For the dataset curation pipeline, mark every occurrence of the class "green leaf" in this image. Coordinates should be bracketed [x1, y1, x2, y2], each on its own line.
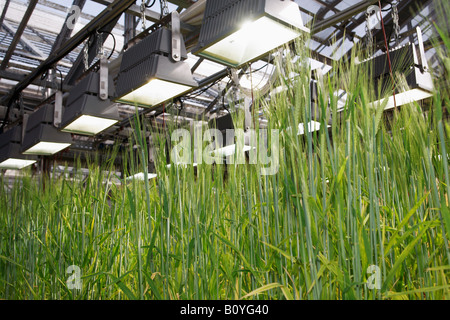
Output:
[384, 192, 430, 256]
[107, 273, 137, 300]
[382, 221, 435, 292]
[386, 285, 450, 299]
[240, 283, 283, 299]
[260, 241, 298, 264]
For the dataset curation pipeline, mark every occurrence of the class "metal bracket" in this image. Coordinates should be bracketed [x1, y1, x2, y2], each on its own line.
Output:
[416, 26, 429, 73]
[54, 90, 63, 127]
[230, 68, 240, 87]
[171, 11, 182, 62]
[99, 57, 109, 100]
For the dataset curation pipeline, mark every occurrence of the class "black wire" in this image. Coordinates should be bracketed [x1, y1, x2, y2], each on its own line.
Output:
[222, 93, 230, 114]
[185, 79, 221, 100]
[146, 0, 156, 8]
[381, 3, 392, 12]
[244, 63, 269, 74]
[159, 0, 166, 20]
[98, 30, 116, 60]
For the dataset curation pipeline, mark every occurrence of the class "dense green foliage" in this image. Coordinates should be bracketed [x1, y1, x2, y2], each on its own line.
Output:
[1, 9, 449, 300]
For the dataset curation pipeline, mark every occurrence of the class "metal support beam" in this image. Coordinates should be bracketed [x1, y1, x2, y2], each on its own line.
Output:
[2, 21, 46, 58]
[0, 0, 11, 29]
[0, 70, 72, 92]
[91, 0, 161, 23]
[51, 0, 87, 53]
[0, 0, 38, 70]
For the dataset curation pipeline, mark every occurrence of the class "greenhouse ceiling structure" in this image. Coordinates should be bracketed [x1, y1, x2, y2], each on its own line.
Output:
[0, 0, 449, 303]
[0, 0, 442, 161]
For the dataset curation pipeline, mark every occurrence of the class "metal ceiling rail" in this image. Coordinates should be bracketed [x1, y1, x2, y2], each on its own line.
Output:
[51, 0, 87, 54]
[0, 0, 427, 133]
[0, 0, 136, 130]
[91, 0, 161, 23]
[0, 0, 11, 29]
[0, 70, 73, 92]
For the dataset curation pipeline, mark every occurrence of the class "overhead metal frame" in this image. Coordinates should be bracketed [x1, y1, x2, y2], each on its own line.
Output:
[0, 0, 136, 130]
[0, 0, 38, 71]
[0, 0, 440, 148]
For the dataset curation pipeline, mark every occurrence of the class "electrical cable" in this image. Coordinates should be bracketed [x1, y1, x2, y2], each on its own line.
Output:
[244, 63, 268, 75]
[378, 0, 397, 111]
[98, 30, 116, 60]
[145, 0, 156, 8]
[380, 3, 392, 12]
[185, 78, 222, 100]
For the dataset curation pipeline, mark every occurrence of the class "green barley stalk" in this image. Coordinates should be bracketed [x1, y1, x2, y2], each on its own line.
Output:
[1, 8, 449, 299]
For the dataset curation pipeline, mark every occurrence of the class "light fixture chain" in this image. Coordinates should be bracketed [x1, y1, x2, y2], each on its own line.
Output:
[97, 31, 104, 59]
[392, 1, 401, 46]
[365, 11, 374, 56]
[162, 0, 169, 17]
[83, 39, 89, 71]
[141, 0, 146, 30]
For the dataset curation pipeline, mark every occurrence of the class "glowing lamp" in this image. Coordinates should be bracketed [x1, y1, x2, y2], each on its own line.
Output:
[193, 0, 309, 67]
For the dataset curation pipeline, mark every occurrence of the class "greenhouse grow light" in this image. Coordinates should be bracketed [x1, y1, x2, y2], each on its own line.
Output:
[193, 0, 309, 68]
[0, 126, 37, 170]
[22, 105, 72, 156]
[364, 27, 433, 109]
[208, 113, 254, 158]
[126, 172, 158, 181]
[115, 26, 197, 108]
[61, 73, 119, 136]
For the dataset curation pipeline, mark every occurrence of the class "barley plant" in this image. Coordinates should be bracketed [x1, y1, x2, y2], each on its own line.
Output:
[1, 7, 449, 300]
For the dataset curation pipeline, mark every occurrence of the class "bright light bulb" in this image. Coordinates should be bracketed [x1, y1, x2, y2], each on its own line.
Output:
[118, 79, 193, 107]
[23, 142, 71, 155]
[0, 158, 36, 170]
[63, 115, 118, 135]
[212, 144, 254, 158]
[298, 121, 322, 135]
[127, 172, 157, 181]
[202, 16, 301, 67]
[369, 88, 433, 110]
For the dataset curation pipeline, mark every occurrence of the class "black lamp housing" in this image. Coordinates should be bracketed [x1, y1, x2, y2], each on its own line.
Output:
[361, 38, 433, 109]
[0, 126, 37, 169]
[208, 112, 235, 148]
[22, 104, 73, 155]
[193, 0, 310, 68]
[61, 72, 119, 135]
[115, 27, 197, 108]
